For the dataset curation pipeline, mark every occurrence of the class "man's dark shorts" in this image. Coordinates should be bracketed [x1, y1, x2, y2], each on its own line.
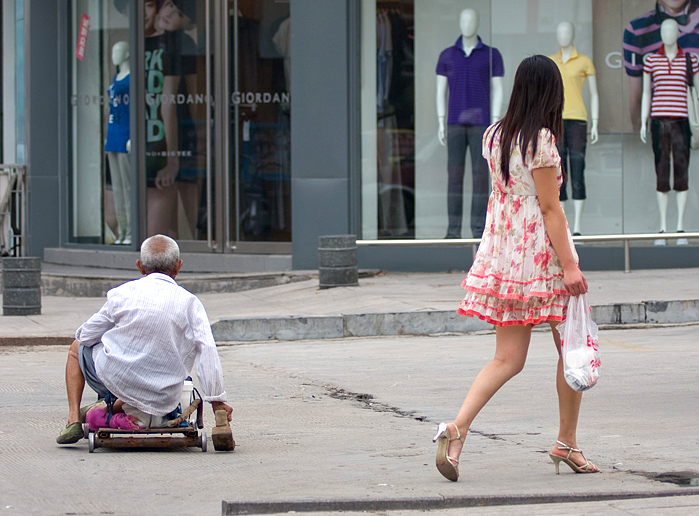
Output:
[78, 344, 111, 399]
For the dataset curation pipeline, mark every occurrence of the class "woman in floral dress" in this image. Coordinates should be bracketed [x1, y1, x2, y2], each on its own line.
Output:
[433, 55, 599, 481]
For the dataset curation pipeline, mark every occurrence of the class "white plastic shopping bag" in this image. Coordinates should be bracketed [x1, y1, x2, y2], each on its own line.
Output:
[557, 294, 600, 392]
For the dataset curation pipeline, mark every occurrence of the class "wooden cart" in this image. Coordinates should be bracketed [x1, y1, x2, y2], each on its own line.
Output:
[84, 399, 207, 453]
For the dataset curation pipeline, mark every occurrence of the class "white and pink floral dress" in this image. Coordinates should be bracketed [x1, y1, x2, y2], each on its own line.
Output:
[458, 125, 578, 326]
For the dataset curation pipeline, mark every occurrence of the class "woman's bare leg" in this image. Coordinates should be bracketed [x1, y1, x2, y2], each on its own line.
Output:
[549, 322, 598, 470]
[446, 324, 533, 461]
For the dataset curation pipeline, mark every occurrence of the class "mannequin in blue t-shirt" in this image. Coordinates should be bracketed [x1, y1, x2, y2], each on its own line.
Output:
[105, 41, 131, 245]
[436, 8, 504, 238]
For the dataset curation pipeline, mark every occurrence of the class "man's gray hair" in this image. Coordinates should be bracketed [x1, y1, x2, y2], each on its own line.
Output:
[140, 235, 180, 273]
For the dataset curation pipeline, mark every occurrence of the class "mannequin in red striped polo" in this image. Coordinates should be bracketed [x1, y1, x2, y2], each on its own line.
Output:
[641, 18, 699, 245]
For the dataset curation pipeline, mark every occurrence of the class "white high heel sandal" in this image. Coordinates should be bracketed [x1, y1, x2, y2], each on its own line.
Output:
[433, 422, 462, 481]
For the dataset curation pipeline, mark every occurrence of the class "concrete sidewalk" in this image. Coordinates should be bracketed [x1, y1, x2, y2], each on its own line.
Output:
[2, 267, 699, 343]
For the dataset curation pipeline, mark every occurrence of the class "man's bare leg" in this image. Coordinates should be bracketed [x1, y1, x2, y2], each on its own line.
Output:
[66, 339, 85, 425]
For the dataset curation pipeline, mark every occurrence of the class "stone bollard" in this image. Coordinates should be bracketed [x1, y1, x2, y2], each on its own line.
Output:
[2, 257, 42, 315]
[318, 235, 359, 289]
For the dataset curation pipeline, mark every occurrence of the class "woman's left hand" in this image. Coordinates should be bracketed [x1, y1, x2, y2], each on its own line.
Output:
[563, 265, 588, 296]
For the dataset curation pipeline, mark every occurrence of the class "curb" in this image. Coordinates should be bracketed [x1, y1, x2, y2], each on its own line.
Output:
[4, 299, 699, 346]
[222, 489, 699, 515]
[211, 299, 699, 342]
[38, 271, 314, 297]
[0, 336, 73, 347]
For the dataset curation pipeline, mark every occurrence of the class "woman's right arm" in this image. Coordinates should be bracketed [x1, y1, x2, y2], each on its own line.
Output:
[531, 166, 587, 296]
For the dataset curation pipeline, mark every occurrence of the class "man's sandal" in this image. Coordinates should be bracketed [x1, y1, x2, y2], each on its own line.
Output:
[56, 422, 83, 444]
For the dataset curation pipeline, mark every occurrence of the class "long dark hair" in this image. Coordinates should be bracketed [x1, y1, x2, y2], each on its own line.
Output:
[488, 55, 564, 185]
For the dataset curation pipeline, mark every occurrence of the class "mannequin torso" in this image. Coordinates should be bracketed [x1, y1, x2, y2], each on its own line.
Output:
[549, 22, 599, 143]
[106, 42, 131, 155]
[436, 8, 504, 145]
[641, 19, 699, 140]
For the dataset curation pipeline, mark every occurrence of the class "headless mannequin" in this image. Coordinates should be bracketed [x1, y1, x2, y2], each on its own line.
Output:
[436, 9, 504, 238]
[105, 41, 131, 245]
[641, 19, 697, 245]
[552, 22, 599, 236]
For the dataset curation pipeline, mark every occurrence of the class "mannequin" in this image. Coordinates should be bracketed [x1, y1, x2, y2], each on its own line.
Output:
[436, 8, 504, 238]
[641, 18, 698, 246]
[549, 22, 599, 236]
[623, 0, 699, 131]
[105, 41, 131, 245]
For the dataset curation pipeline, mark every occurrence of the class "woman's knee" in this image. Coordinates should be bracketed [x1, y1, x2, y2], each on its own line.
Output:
[509, 359, 526, 377]
[492, 355, 526, 378]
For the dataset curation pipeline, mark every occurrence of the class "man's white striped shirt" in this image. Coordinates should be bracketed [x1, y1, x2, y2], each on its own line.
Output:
[76, 273, 227, 416]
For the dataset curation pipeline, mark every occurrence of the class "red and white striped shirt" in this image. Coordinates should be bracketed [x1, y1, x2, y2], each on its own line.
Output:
[644, 46, 699, 118]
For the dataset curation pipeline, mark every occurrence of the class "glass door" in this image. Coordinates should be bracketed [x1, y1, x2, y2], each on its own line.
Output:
[140, 0, 292, 253]
[143, 0, 217, 250]
[228, 0, 291, 252]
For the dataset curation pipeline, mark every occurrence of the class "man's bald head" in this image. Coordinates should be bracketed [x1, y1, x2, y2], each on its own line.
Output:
[139, 235, 181, 275]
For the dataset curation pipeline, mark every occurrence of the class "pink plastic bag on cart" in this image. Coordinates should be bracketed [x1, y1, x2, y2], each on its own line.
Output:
[557, 294, 600, 392]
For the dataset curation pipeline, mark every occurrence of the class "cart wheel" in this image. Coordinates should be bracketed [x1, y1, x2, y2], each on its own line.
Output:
[88, 432, 95, 453]
[200, 431, 207, 452]
[83, 423, 90, 439]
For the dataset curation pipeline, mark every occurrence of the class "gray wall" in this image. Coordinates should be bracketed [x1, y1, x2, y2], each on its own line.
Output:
[25, 0, 61, 257]
[290, 0, 352, 269]
[356, 245, 699, 273]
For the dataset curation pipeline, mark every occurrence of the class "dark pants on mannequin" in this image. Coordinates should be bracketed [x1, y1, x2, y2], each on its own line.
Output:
[650, 117, 690, 192]
[558, 119, 587, 201]
[447, 124, 489, 238]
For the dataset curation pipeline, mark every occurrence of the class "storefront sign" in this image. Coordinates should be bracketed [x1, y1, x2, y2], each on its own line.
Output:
[75, 14, 90, 62]
[231, 91, 290, 105]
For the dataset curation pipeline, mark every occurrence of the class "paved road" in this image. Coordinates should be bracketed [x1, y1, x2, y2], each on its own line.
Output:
[1, 325, 698, 515]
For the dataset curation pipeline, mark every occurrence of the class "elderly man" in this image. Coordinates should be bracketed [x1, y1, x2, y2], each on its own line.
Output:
[56, 234, 232, 444]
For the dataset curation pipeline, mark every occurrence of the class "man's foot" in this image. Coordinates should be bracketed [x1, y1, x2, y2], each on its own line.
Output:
[56, 422, 84, 444]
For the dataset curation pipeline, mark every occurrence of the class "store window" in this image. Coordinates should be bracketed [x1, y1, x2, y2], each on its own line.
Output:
[69, 0, 132, 244]
[362, 0, 699, 244]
